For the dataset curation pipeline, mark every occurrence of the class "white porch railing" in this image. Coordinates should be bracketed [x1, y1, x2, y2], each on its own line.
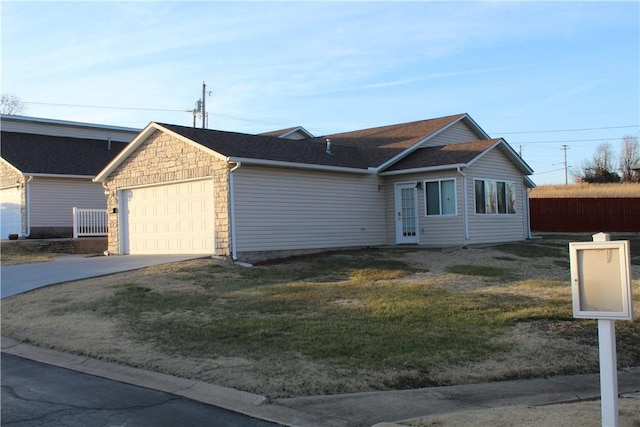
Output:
[73, 208, 108, 238]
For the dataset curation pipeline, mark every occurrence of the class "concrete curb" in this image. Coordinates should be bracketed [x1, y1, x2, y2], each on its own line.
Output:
[0, 337, 290, 425]
[3, 336, 640, 427]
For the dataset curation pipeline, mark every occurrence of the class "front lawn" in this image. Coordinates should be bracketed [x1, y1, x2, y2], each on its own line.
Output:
[2, 235, 639, 398]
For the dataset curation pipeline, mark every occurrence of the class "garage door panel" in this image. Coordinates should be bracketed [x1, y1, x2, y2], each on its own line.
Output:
[1, 187, 22, 239]
[123, 180, 215, 254]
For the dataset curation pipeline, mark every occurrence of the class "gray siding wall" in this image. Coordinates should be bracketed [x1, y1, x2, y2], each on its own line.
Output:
[232, 166, 386, 252]
[383, 171, 466, 246]
[464, 149, 529, 243]
[1, 120, 138, 142]
[29, 178, 106, 227]
[421, 121, 482, 147]
[383, 148, 530, 246]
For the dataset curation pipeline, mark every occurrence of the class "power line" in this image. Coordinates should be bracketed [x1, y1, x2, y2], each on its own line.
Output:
[517, 137, 633, 145]
[497, 125, 638, 135]
[23, 100, 284, 127]
[24, 101, 188, 113]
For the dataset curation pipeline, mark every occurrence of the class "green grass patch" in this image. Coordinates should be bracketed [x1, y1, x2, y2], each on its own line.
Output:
[446, 264, 510, 277]
[63, 250, 578, 371]
[494, 242, 566, 259]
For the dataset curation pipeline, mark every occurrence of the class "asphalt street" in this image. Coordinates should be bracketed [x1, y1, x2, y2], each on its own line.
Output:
[1, 353, 280, 427]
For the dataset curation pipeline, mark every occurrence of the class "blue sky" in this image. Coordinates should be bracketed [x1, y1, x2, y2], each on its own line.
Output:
[2, 1, 639, 185]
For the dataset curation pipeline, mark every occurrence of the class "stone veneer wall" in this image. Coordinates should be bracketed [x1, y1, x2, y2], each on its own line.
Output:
[0, 162, 26, 236]
[103, 130, 231, 255]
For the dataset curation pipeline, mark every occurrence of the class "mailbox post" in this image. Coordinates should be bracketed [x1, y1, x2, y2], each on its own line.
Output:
[569, 232, 634, 427]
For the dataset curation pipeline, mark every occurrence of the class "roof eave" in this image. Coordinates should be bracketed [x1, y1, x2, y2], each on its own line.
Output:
[229, 157, 373, 175]
[379, 163, 467, 176]
[23, 173, 96, 179]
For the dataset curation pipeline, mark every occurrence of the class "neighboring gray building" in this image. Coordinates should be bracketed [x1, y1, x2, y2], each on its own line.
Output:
[0, 115, 139, 239]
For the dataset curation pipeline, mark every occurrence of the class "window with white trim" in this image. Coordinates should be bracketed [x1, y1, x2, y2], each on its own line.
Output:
[474, 179, 516, 214]
[424, 179, 456, 216]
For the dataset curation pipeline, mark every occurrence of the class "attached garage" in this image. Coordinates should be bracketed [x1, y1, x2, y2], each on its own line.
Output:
[0, 186, 22, 239]
[120, 179, 215, 254]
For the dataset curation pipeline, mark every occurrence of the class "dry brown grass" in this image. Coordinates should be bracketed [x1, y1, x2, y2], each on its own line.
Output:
[529, 183, 640, 198]
[2, 236, 639, 401]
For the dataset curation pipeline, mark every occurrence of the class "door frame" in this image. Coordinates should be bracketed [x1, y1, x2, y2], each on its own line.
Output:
[394, 182, 419, 244]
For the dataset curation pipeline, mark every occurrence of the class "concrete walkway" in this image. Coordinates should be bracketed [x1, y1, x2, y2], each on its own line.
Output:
[0, 254, 205, 298]
[2, 336, 639, 427]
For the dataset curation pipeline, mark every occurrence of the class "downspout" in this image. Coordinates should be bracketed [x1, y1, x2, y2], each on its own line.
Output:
[229, 161, 241, 260]
[456, 167, 469, 243]
[24, 175, 33, 238]
[524, 179, 532, 240]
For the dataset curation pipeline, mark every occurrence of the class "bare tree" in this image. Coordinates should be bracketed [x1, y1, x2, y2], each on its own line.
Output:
[619, 135, 640, 182]
[0, 94, 26, 115]
[579, 142, 621, 183]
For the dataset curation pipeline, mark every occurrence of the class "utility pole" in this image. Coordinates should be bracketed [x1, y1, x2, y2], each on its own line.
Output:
[202, 81, 206, 129]
[201, 81, 212, 129]
[561, 145, 570, 185]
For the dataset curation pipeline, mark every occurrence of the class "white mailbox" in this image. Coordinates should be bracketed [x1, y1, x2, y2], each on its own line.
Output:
[569, 240, 633, 320]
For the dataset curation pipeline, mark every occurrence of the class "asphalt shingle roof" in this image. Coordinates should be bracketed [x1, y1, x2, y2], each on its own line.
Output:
[383, 139, 501, 171]
[160, 114, 468, 170]
[1, 131, 128, 175]
[159, 124, 371, 169]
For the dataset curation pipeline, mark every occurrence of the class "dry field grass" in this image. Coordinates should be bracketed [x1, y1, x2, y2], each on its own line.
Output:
[529, 183, 640, 198]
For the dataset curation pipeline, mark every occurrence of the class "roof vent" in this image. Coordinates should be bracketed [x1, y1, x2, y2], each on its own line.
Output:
[325, 138, 332, 155]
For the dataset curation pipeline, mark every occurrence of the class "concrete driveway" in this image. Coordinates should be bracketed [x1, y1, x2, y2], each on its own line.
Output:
[1, 254, 205, 298]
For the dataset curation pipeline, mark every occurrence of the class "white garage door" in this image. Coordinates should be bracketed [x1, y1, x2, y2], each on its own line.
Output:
[123, 180, 215, 254]
[0, 186, 22, 239]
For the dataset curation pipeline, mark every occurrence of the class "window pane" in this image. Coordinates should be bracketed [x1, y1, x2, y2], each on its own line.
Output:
[507, 183, 517, 214]
[426, 181, 440, 215]
[441, 180, 455, 215]
[497, 182, 506, 214]
[485, 181, 496, 214]
[475, 180, 485, 213]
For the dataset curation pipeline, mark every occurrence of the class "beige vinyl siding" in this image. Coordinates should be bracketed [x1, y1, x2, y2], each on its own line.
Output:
[29, 178, 106, 227]
[232, 166, 386, 252]
[420, 121, 483, 148]
[465, 149, 529, 244]
[383, 171, 466, 246]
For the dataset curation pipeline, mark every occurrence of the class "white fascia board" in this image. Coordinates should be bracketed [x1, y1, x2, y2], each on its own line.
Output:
[379, 163, 466, 176]
[280, 126, 314, 139]
[23, 173, 95, 179]
[524, 175, 536, 188]
[228, 157, 373, 174]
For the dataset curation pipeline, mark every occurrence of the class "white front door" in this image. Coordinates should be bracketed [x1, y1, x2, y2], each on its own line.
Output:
[394, 183, 419, 244]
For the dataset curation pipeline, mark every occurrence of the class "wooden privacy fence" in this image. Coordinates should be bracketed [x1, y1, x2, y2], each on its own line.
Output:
[73, 207, 108, 238]
[529, 198, 640, 232]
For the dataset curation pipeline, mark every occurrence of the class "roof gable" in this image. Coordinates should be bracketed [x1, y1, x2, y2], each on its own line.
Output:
[259, 126, 314, 139]
[1, 131, 128, 176]
[381, 138, 534, 176]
